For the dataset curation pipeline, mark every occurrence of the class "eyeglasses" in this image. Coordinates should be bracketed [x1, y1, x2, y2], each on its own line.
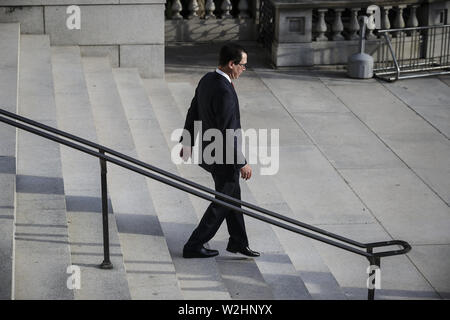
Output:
[236, 63, 248, 69]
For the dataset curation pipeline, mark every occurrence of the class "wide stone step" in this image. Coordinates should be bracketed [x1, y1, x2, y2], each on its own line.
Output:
[110, 69, 230, 299]
[112, 67, 183, 299]
[52, 46, 131, 299]
[0, 22, 20, 300]
[83, 56, 182, 299]
[145, 78, 278, 299]
[123, 77, 231, 300]
[14, 35, 73, 299]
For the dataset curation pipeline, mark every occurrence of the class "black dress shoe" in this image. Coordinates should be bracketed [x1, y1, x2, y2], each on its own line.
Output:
[183, 246, 219, 258]
[226, 245, 260, 257]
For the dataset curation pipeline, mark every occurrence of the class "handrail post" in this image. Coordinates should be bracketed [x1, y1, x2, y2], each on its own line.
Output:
[367, 248, 380, 300]
[383, 32, 401, 81]
[99, 150, 113, 269]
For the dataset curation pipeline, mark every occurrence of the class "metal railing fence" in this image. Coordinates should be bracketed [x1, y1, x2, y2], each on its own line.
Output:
[0, 107, 411, 300]
[375, 24, 450, 81]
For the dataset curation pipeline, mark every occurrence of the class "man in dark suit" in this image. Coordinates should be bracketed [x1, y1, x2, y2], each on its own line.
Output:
[180, 43, 260, 258]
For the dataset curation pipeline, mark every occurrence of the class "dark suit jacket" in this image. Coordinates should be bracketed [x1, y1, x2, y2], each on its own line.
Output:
[181, 71, 246, 174]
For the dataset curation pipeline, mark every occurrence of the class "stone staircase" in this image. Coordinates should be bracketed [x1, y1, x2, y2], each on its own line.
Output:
[0, 22, 19, 300]
[1, 22, 447, 300]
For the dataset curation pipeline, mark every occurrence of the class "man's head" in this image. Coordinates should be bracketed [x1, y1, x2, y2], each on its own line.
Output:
[218, 43, 248, 80]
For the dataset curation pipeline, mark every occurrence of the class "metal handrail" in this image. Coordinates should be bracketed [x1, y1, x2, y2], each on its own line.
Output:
[0, 108, 411, 299]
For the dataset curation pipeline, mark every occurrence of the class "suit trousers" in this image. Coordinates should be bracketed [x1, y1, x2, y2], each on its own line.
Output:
[184, 169, 248, 250]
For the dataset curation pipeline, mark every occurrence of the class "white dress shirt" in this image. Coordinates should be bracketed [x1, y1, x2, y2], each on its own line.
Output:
[215, 68, 231, 83]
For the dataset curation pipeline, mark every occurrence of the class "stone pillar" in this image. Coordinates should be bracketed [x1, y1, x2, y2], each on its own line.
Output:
[348, 8, 361, 40]
[426, 1, 450, 26]
[315, 9, 328, 41]
[332, 8, 345, 41]
[271, 7, 313, 66]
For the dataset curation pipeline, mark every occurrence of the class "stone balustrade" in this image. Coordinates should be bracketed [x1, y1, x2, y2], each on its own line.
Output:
[260, 0, 450, 67]
[307, 2, 430, 42]
[165, 0, 449, 65]
[165, 0, 258, 42]
[265, 0, 448, 42]
[165, 0, 253, 19]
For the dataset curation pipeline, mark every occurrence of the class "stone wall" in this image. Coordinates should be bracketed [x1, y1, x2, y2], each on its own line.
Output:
[0, 1, 165, 78]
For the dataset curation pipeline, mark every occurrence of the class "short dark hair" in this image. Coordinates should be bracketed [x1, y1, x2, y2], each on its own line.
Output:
[219, 43, 247, 67]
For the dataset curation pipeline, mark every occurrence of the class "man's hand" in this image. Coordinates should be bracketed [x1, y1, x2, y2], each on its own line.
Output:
[240, 164, 252, 180]
[180, 145, 192, 162]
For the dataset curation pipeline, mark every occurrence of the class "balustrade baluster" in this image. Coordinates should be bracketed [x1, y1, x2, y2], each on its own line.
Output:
[187, 0, 200, 19]
[221, 0, 232, 18]
[381, 6, 392, 30]
[204, 0, 216, 19]
[188, 0, 200, 19]
[315, 9, 328, 41]
[332, 8, 345, 41]
[366, 6, 377, 40]
[238, 0, 250, 18]
[407, 5, 419, 35]
[171, 0, 183, 19]
[348, 8, 361, 40]
[394, 5, 406, 37]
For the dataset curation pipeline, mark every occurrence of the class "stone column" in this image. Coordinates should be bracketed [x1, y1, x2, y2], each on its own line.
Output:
[315, 9, 328, 41]
[348, 8, 361, 40]
[332, 8, 345, 41]
[426, 2, 449, 26]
